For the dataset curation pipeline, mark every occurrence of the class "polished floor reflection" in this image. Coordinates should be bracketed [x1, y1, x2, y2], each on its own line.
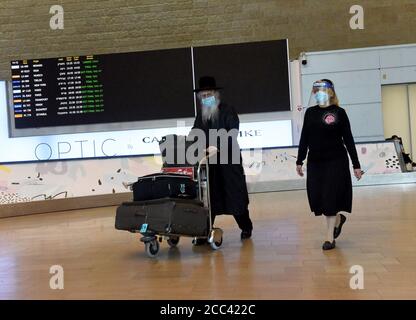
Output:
[1, 184, 416, 299]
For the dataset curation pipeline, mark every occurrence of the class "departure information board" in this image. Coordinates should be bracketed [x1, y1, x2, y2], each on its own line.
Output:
[11, 56, 104, 128]
[11, 48, 194, 129]
[10, 41, 290, 131]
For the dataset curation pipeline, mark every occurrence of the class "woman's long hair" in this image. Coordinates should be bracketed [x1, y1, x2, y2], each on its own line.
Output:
[321, 79, 339, 106]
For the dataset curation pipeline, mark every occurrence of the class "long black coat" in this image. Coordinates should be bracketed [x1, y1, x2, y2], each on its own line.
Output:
[191, 103, 249, 216]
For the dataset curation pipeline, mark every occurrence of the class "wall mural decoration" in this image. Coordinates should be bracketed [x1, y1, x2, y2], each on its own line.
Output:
[0, 142, 400, 205]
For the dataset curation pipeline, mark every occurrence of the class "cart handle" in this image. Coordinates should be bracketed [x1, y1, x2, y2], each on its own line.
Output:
[197, 148, 217, 171]
[122, 181, 134, 190]
[196, 149, 216, 232]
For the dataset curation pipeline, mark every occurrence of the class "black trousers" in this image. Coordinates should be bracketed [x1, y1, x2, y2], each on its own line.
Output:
[211, 209, 253, 231]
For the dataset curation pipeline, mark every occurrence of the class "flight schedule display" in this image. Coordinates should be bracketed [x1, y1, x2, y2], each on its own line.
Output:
[11, 48, 194, 129]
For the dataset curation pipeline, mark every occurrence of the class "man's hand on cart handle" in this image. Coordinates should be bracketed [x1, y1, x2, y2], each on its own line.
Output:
[205, 146, 218, 157]
[199, 146, 218, 166]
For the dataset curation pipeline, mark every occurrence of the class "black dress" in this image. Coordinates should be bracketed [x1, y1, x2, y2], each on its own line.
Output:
[191, 103, 252, 231]
[296, 105, 361, 216]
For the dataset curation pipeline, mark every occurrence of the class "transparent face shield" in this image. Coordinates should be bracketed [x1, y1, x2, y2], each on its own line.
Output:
[307, 81, 337, 107]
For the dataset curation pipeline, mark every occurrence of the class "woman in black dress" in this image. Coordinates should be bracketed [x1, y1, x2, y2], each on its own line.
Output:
[296, 79, 363, 250]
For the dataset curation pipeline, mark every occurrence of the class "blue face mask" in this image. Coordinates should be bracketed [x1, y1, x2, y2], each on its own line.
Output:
[201, 95, 216, 108]
[315, 91, 329, 105]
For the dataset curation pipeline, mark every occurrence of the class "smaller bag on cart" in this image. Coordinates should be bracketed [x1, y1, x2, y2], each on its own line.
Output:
[132, 173, 197, 201]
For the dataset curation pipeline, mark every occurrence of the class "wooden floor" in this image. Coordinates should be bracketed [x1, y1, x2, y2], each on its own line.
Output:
[1, 184, 416, 300]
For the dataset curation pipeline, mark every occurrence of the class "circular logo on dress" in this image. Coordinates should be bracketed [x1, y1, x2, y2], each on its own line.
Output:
[323, 113, 337, 125]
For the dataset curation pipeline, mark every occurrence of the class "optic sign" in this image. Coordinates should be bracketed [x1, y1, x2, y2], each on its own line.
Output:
[0, 81, 292, 163]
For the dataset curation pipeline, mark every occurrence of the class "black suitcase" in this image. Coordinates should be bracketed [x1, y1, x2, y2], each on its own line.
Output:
[132, 173, 197, 201]
[115, 198, 209, 237]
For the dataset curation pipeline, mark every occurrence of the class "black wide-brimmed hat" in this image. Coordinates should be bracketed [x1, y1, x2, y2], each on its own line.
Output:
[193, 76, 223, 92]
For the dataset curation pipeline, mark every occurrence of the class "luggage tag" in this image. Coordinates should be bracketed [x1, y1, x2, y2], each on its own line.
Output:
[140, 223, 148, 233]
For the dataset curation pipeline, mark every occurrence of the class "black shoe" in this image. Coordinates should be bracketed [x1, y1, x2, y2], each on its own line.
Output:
[333, 214, 347, 239]
[241, 229, 252, 240]
[192, 237, 208, 246]
[322, 240, 336, 250]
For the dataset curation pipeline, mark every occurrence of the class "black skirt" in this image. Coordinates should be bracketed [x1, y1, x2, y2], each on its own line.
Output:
[306, 155, 353, 216]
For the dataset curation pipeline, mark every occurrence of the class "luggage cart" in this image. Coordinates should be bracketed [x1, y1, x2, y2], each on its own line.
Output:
[124, 154, 223, 258]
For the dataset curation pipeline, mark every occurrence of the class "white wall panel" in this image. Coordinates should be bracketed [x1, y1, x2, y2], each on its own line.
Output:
[380, 46, 416, 68]
[381, 66, 416, 85]
[301, 50, 379, 75]
[301, 70, 381, 106]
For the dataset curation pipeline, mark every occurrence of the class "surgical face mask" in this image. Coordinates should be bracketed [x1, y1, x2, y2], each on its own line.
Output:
[315, 91, 329, 105]
[201, 95, 216, 108]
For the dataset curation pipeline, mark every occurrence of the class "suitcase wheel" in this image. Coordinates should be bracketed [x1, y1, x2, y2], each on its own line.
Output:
[167, 236, 180, 248]
[145, 240, 160, 258]
[210, 236, 223, 250]
[209, 228, 223, 250]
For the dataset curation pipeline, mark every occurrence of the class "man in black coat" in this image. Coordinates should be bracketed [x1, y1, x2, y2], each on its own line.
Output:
[190, 76, 253, 243]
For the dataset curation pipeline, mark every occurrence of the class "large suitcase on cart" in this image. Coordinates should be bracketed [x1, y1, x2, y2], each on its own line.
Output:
[132, 173, 197, 201]
[115, 198, 209, 237]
